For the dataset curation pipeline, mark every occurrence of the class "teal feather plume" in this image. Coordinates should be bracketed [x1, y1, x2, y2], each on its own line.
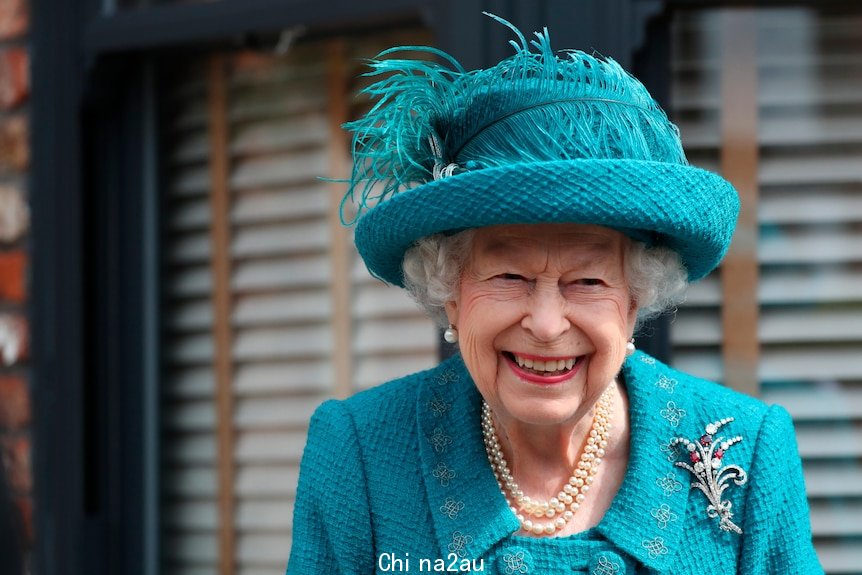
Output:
[342, 14, 687, 224]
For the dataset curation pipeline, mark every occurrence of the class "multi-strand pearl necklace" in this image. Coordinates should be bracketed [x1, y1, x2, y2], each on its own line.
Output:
[481, 387, 614, 536]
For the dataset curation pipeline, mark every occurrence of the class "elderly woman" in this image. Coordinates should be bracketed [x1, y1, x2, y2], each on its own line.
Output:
[287, 18, 822, 575]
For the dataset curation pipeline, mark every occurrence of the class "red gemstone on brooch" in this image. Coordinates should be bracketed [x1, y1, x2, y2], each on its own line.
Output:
[699, 434, 712, 446]
[714, 449, 725, 459]
[690, 451, 701, 463]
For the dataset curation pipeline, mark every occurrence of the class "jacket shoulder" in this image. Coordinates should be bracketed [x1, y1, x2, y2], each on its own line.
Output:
[626, 352, 771, 435]
[309, 357, 458, 439]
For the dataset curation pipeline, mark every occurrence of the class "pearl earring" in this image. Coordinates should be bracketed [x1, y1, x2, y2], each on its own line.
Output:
[625, 338, 636, 357]
[443, 324, 459, 344]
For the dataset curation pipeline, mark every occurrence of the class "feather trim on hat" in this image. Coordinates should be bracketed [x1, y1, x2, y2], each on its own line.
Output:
[342, 13, 688, 224]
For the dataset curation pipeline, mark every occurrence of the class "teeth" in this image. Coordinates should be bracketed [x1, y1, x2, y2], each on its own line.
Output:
[512, 354, 577, 373]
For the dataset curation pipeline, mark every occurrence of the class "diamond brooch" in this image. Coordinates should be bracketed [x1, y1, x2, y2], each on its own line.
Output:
[671, 418, 748, 534]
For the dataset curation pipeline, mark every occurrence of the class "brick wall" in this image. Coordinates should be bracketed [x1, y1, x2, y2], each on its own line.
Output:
[0, 0, 32, 564]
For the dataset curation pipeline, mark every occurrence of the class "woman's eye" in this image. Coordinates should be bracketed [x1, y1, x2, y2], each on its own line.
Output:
[496, 273, 527, 281]
[577, 278, 603, 286]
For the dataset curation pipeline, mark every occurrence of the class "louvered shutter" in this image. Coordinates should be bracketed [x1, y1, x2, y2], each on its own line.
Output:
[159, 28, 437, 575]
[161, 59, 222, 572]
[671, 7, 862, 573]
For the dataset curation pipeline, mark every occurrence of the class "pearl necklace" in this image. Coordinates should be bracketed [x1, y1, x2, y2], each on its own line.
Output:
[481, 387, 614, 536]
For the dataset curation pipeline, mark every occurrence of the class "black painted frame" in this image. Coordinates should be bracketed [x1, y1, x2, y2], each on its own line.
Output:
[31, 1, 675, 574]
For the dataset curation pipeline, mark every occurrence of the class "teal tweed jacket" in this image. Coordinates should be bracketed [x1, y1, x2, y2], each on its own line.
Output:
[287, 352, 823, 574]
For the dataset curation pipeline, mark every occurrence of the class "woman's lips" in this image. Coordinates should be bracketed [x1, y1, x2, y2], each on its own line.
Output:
[503, 352, 583, 384]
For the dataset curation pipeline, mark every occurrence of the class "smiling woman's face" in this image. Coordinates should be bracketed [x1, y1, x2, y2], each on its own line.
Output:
[445, 223, 638, 428]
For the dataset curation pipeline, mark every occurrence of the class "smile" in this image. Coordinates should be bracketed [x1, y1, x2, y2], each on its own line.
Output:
[513, 353, 577, 372]
[504, 352, 584, 383]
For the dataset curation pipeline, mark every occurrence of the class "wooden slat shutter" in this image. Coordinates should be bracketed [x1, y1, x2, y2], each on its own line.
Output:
[159, 27, 437, 575]
[671, 7, 862, 573]
[161, 60, 222, 573]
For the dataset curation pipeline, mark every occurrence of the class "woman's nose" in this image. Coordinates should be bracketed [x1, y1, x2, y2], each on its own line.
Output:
[521, 285, 571, 342]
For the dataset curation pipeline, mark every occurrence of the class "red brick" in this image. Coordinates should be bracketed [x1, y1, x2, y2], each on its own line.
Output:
[0, 0, 27, 40]
[0, 48, 28, 109]
[0, 250, 24, 302]
[0, 114, 27, 172]
[1, 435, 30, 492]
[0, 185, 29, 243]
[0, 376, 28, 430]
[0, 314, 27, 365]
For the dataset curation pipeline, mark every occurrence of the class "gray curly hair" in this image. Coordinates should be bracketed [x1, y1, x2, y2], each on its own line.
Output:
[401, 230, 688, 330]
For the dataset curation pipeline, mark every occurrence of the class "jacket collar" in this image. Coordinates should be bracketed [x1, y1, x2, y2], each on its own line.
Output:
[417, 352, 690, 570]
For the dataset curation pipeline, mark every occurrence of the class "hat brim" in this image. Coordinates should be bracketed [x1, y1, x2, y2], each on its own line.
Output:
[354, 159, 739, 286]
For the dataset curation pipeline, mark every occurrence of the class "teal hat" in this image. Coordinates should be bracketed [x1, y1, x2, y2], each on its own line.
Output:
[343, 15, 739, 285]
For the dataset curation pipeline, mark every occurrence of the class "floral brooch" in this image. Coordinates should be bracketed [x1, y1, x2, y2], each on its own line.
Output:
[671, 418, 748, 534]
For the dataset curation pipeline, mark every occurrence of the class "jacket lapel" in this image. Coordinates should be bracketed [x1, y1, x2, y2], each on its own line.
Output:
[597, 352, 691, 571]
[416, 355, 519, 563]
